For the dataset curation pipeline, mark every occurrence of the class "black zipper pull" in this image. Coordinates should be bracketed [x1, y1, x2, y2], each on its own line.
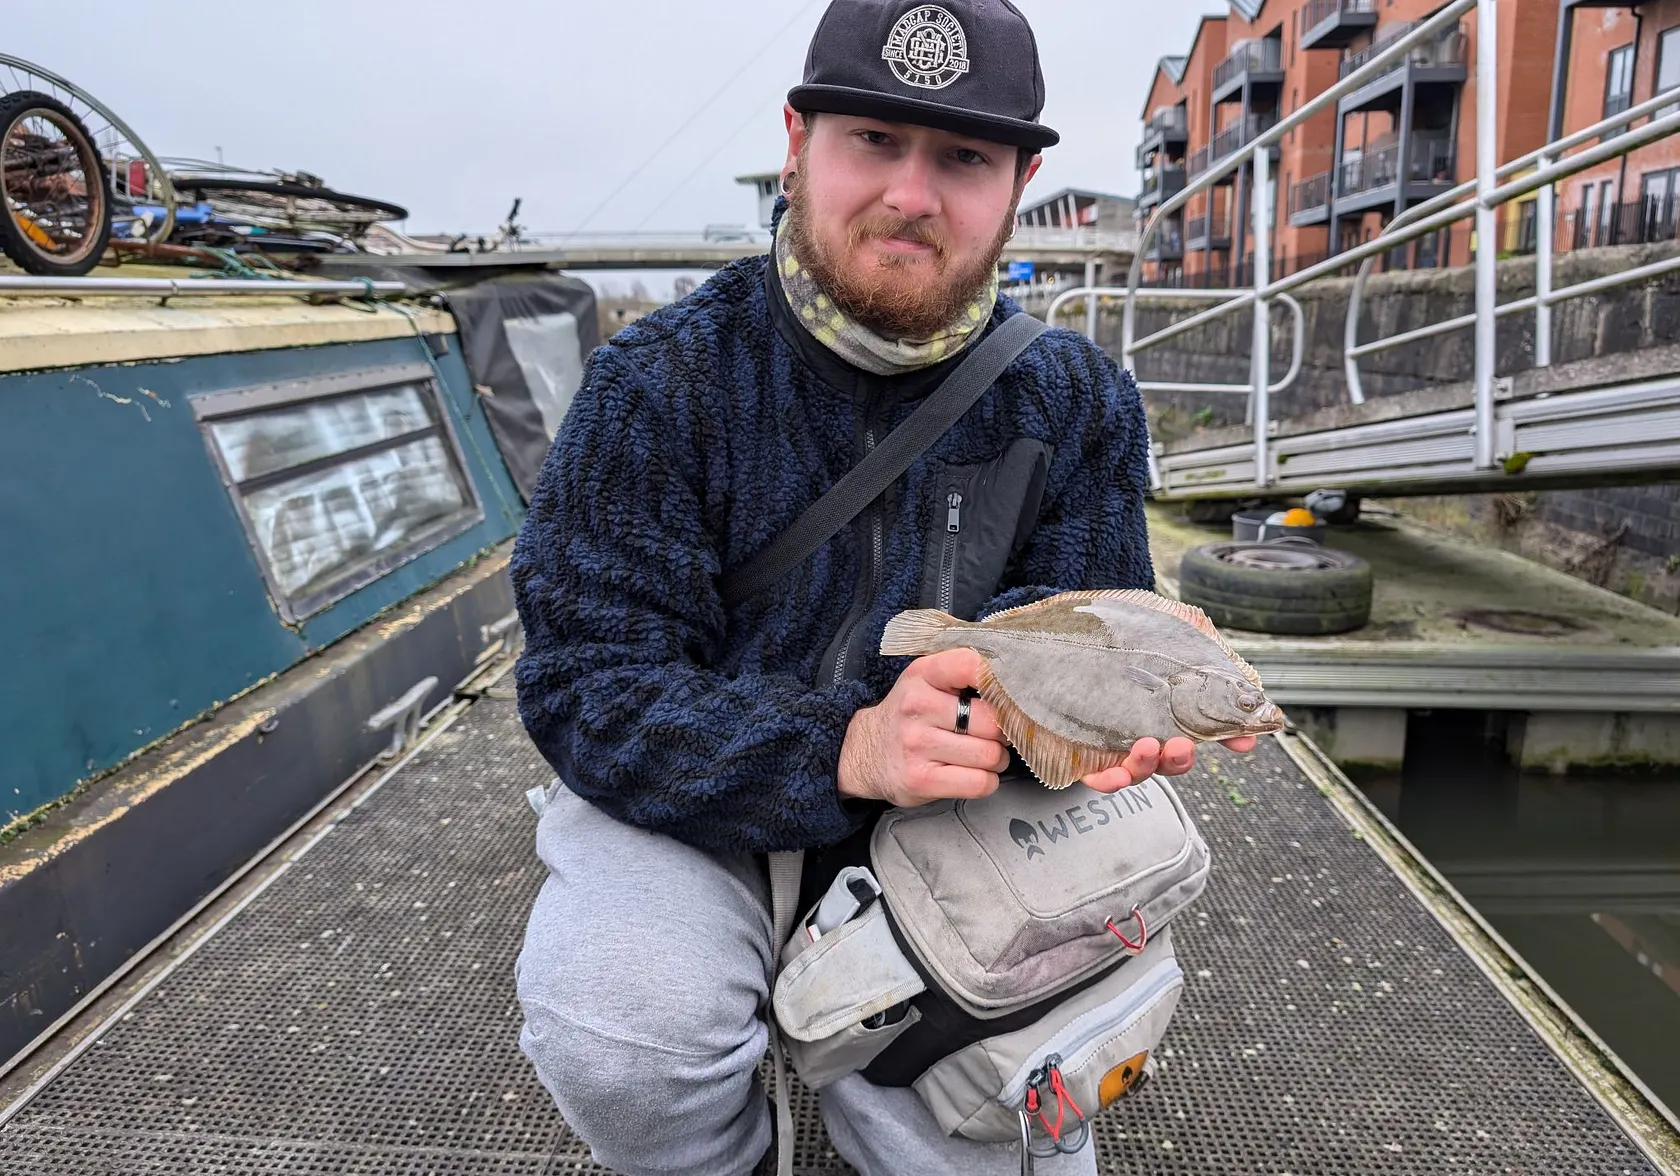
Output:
[947, 491, 963, 534]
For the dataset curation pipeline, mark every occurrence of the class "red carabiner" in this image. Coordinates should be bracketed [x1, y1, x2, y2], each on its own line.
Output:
[1106, 906, 1148, 953]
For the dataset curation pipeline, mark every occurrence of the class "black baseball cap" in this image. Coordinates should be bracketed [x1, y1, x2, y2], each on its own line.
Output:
[788, 0, 1060, 151]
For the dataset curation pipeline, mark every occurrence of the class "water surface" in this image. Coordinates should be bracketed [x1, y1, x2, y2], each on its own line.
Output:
[1353, 710, 1680, 1120]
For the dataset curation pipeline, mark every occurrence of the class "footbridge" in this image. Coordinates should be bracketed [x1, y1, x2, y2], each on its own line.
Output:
[1048, 0, 1680, 504]
[312, 226, 1136, 275]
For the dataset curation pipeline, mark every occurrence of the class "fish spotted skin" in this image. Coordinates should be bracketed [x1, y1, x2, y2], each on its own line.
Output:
[880, 589, 1285, 788]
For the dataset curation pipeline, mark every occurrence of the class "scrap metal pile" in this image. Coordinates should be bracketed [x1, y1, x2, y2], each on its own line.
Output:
[0, 53, 411, 277]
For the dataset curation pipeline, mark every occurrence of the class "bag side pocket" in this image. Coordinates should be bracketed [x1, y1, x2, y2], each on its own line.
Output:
[913, 925, 1184, 1142]
[787, 1004, 924, 1091]
[772, 901, 928, 1090]
[773, 901, 924, 1040]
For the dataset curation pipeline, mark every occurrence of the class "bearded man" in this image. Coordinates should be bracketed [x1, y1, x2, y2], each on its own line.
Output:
[509, 2, 1252, 1173]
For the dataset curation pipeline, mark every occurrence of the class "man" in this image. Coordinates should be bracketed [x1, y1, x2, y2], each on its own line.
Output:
[510, 2, 1255, 1173]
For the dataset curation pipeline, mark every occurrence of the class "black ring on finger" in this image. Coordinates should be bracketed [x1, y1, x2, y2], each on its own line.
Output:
[954, 694, 972, 735]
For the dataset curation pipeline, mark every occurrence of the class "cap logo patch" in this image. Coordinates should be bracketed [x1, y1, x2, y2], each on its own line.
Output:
[882, 5, 970, 90]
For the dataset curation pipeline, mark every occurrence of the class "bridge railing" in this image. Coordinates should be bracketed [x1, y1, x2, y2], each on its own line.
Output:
[1342, 82, 1680, 406]
[1008, 226, 1138, 253]
[1046, 0, 1680, 493]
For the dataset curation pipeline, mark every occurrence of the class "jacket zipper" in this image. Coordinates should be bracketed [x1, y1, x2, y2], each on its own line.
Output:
[937, 491, 963, 614]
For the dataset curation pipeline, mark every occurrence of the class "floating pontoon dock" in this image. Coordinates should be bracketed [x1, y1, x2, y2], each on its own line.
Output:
[1146, 503, 1680, 714]
[2, 657, 1674, 1174]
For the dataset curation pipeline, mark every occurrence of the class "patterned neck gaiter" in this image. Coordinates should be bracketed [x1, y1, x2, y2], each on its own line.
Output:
[773, 224, 998, 377]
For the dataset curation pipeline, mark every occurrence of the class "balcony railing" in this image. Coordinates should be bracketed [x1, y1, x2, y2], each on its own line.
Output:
[1556, 199, 1680, 254]
[1146, 106, 1189, 139]
[1302, 0, 1377, 35]
[1146, 220, 1185, 260]
[1186, 211, 1231, 246]
[1339, 134, 1454, 196]
[1188, 145, 1211, 180]
[1137, 106, 1191, 168]
[1409, 134, 1454, 183]
[1211, 112, 1279, 162]
[1290, 171, 1332, 217]
[1214, 38, 1285, 92]
[1340, 21, 1467, 79]
[1140, 164, 1188, 203]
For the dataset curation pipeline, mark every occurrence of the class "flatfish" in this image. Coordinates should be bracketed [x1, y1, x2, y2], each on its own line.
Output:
[879, 589, 1285, 789]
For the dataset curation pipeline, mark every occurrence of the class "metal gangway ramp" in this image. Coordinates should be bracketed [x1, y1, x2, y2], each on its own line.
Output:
[1051, 0, 1680, 505]
[2, 661, 1675, 1174]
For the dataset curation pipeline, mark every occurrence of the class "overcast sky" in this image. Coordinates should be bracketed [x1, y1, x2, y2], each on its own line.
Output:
[7, 1, 1219, 291]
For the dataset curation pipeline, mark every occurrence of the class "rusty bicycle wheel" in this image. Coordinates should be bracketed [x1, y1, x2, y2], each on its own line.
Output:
[0, 90, 112, 276]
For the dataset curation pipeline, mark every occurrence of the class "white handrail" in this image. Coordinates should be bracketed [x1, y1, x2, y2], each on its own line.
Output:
[1472, 0, 1499, 471]
[1343, 91, 1680, 404]
[1045, 285, 1306, 399]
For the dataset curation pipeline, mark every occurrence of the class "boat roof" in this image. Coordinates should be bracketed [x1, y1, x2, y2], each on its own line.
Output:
[0, 260, 454, 374]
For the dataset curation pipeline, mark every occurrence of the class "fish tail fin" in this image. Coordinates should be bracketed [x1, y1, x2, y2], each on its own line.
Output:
[880, 609, 964, 656]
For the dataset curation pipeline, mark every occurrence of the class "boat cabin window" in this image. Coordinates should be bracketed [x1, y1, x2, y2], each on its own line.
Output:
[192, 362, 484, 622]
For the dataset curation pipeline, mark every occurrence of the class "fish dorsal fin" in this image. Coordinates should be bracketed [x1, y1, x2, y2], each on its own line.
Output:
[1074, 588, 1266, 689]
[975, 662, 1129, 791]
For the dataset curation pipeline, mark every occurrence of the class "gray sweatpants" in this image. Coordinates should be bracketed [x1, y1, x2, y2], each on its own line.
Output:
[514, 781, 1098, 1176]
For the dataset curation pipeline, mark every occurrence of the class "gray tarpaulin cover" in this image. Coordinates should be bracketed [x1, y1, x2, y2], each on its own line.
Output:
[444, 272, 600, 502]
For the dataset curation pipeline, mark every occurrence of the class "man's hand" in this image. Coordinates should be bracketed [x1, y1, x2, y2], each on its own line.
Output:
[1081, 734, 1259, 794]
[838, 649, 1010, 808]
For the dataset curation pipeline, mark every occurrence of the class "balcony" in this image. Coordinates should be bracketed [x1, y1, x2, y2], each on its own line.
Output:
[1138, 163, 1187, 209]
[1339, 21, 1469, 113]
[1145, 217, 1185, 262]
[1186, 211, 1231, 251]
[1334, 133, 1455, 214]
[1212, 38, 1285, 104]
[1188, 145, 1211, 181]
[1301, 0, 1377, 51]
[1211, 112, 1280, 163]
[1137, 106, 1190, 168]
[1289, 171, 1332, 226]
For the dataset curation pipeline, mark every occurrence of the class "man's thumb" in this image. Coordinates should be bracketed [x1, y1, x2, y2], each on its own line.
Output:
[914, 647, 986, 693]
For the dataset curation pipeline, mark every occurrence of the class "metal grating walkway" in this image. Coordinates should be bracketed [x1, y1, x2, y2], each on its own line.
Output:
[0, 698, 1666, 1175]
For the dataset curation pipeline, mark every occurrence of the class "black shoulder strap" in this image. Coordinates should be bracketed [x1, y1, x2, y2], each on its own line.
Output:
[719, 312, 1048, 608]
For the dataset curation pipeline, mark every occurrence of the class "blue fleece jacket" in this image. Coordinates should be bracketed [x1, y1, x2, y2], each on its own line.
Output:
[510, 249, 1155, 854]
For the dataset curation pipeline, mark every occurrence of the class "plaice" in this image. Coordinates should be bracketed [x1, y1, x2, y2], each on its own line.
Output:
[879, 589, 1286, 789]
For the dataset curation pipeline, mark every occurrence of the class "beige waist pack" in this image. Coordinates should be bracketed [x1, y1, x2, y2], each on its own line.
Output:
[766, 771, 1210, 1162]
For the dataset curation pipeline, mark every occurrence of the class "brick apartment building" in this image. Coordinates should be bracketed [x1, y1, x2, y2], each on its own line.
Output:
[1551, 0, 1680, 250]
[1136, 0, 1680, 285]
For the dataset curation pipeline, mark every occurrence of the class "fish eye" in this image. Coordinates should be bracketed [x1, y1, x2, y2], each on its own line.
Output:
[1237, 694, 1258, 712]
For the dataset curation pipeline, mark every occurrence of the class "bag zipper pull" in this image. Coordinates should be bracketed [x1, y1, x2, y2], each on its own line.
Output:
[946, 492, 963, 533]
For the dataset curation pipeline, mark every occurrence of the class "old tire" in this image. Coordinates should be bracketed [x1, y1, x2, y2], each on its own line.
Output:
[1179, 540, 1373, 635]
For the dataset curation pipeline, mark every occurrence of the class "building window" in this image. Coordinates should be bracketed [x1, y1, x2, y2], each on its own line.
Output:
[1657, 27, 1680, 117]
[1605, 44, 1636, 119]
[193, 363, 485, 623]
[1641, 168, 1680, 243]
[1599, 179, 1617, 245]
[1578, 182, 1598, 248]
